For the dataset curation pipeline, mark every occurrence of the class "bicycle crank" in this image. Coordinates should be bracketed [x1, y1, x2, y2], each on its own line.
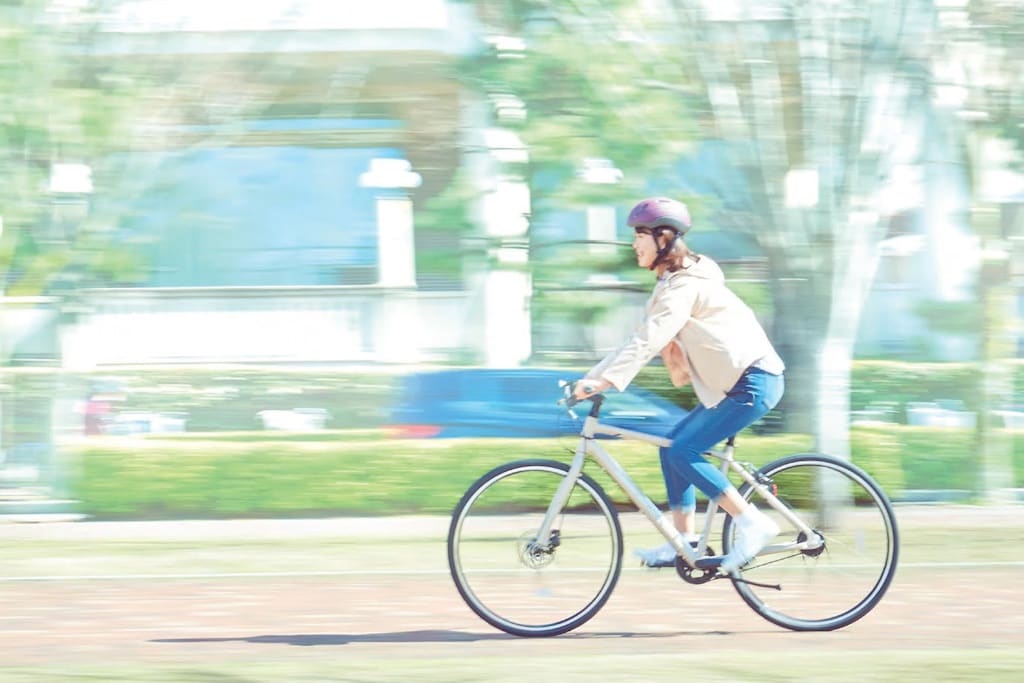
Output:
[675, 545, 717, 584]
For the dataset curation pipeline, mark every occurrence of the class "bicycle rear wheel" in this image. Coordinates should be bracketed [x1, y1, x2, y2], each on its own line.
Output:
[724, 453, 899, 631]
[447, 459, 623, 637]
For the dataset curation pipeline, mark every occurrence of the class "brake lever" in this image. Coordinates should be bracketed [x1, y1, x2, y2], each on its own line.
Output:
[557, 380, 581, 420]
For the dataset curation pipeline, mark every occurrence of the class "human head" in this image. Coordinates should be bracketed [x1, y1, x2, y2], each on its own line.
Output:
[627, 197, 693, 272]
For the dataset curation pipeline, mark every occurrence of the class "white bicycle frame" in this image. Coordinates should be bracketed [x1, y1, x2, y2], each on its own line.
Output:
[535, 410, 823, 568]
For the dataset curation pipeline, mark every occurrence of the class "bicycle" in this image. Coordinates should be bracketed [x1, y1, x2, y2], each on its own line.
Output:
[447, 382, 899, 637]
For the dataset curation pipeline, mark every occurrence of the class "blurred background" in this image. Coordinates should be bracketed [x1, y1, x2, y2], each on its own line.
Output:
[0, 0, 1021, 518]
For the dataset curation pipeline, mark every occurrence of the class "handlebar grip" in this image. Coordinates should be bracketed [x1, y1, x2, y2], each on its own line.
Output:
[561, 381, 604, 417]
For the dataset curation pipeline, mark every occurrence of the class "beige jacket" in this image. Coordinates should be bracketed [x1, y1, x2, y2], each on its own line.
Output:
[586, 256, 784, 408]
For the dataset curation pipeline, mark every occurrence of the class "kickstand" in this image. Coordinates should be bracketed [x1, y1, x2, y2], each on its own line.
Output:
[727, 575, 782, 591]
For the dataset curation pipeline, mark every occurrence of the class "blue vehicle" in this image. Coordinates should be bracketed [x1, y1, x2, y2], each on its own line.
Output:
[388, 368, 687, 438]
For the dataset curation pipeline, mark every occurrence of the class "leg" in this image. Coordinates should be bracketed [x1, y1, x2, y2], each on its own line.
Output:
[663, 370, 785, 571]
[662, 369, 784, 504]
[659, 446, 697, 535]
[634, 431, 699, 567]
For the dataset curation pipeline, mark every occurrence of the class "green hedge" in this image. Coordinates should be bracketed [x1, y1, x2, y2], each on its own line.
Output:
[67, 426, 1023, 519]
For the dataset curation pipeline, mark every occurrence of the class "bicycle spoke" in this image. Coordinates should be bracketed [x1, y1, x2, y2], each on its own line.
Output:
[727, 453, 899, 631]
[448, 460, 622, 637]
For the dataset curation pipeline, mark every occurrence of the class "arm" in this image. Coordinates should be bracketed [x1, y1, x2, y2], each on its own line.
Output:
[596, 282, 696, 392]
[661, 340, 692, 387]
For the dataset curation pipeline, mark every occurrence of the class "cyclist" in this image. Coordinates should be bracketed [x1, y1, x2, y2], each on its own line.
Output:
[573, 196, 785, 573]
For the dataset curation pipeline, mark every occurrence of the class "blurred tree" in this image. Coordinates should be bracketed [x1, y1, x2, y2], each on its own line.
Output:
[966, 0, 1024, 163]
[456, 0, 706, 361]
[0, 0, 149, 508]
[953, 0, 1024, 500]
[0, 0, 147, 307]
[460, 0, 952, 464]
[646, 0, 954, 463]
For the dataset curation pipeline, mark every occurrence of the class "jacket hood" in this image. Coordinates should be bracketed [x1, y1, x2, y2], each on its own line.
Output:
[669, 255, 724, 283]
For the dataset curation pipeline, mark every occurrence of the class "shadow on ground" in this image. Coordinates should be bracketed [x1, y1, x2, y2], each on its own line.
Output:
[153, 629, 734, 646]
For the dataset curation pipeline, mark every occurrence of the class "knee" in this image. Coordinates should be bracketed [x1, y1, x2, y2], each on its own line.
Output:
[666, 442, 703, 466]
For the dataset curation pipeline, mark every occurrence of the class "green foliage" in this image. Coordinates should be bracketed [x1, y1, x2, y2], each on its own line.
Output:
[850, 427, 908, 495]
[914, 300, 983, 336]
[67, 423, 1021, 519]
[72, 436, 570, 518]
[849, 360, 987, 417]
[856, 425, 977, 491]
[465, 30, 701, 184]
[412, 168, 481, 288]
[452, 3, 710, 335]
[0, 3, 149, 295]
[5, 360, 1020, 519]
[965, 1, 1024, 167]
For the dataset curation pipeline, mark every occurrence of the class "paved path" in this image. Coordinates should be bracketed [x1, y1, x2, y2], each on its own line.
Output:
[1, 505, 1022, 674]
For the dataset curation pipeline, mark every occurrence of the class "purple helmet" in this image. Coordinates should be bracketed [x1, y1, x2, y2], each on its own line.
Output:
[627, 197, 692, 235]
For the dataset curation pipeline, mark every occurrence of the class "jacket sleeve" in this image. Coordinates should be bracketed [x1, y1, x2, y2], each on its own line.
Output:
[592, 282, 696, 392]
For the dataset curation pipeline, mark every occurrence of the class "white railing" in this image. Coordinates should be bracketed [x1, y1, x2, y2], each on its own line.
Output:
[60, 286, 471, 366]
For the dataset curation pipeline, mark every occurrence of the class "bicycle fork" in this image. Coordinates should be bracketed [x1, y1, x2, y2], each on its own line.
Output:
[531, 441, 589, 551]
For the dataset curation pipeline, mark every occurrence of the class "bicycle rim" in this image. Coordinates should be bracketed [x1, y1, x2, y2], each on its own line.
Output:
[447, 459, 623, 637]
[727, 453, 899, 631]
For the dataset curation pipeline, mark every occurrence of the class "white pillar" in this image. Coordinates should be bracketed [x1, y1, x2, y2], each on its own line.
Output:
[480, 177, 532, 367]
[485, 264, 532, 367]
[359, 158, 421, 288]
[375, 197, 416, 288]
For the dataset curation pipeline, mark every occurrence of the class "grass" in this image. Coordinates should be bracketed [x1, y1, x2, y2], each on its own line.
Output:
[2, 650, 1023, 683]
[2, 507, 1021, 579]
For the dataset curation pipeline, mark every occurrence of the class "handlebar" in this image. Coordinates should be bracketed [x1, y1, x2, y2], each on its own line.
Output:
[559, 380, 605, 418]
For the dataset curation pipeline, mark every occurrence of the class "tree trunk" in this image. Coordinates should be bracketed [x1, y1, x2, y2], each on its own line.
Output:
[770, 274, 827, 434]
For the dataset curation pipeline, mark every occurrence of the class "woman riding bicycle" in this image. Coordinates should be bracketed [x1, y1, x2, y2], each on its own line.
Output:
[573, 196, 785, 573]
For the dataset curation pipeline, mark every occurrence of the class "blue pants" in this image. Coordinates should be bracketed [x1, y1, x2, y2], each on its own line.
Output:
[660, 367, 785, 511]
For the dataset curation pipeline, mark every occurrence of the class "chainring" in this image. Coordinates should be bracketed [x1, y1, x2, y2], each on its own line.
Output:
[675, 544, 718, 584]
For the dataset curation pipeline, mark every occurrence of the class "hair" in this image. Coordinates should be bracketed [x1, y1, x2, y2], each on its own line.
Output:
[656, 229, 698, 272]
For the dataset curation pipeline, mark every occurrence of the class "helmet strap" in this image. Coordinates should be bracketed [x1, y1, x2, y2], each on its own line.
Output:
[648, 230, 679, 271]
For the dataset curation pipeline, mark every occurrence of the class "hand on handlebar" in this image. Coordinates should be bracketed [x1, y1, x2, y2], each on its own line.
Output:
[572, 378, 611, 401]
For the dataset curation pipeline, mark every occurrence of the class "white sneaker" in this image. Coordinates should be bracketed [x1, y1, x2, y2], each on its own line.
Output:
[720, 508, 779, 573]
[633, 538, 699, 568]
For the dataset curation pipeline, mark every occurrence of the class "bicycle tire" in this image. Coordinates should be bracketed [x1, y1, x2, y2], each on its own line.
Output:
[447, 459, 623, 637]
[723, 452, 899, 631]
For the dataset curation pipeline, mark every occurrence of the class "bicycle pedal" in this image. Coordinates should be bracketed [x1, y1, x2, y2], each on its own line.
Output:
[694, 556, 724, 571]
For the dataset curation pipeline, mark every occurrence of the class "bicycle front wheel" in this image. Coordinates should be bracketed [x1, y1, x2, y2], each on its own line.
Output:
[447, 459, 623, 637]
[725, 453, 899, 631]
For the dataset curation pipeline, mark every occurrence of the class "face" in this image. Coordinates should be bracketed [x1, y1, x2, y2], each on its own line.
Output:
[632, 228, 660, 269]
